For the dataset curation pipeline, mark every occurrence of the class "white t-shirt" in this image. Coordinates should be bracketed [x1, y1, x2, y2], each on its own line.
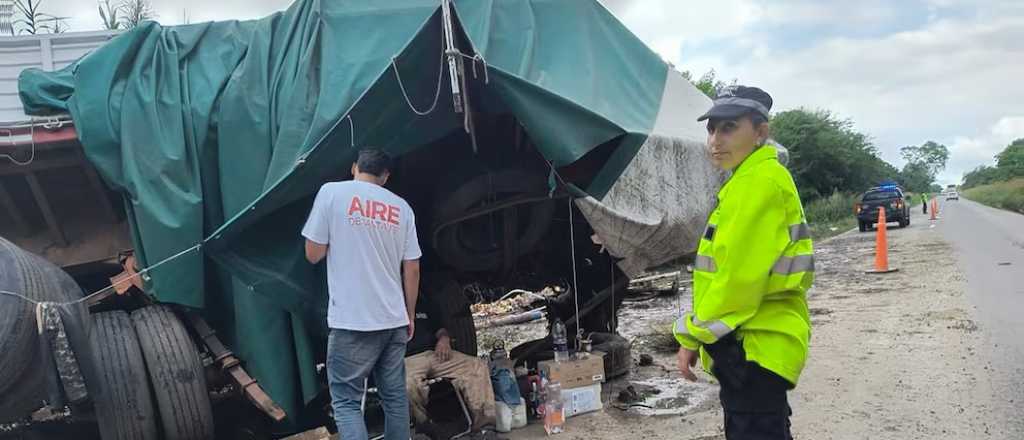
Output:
[302, 180, 422, 331]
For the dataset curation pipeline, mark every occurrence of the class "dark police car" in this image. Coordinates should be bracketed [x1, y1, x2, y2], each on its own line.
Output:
[855, 183, 911, 232]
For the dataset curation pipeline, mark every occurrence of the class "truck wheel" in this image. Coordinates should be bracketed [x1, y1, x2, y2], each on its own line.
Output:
[427, 274, 478, 357]
[91, 311, 159, 440]
[131, 305, 214, 440]
[0, 237, 82, 419]
[431, 169, 557, 272]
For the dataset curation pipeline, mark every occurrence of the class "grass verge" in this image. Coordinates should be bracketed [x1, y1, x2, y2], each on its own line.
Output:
[804, 191, 859, 240]
[810, 217, 857, 240]
[963, 178, 1024, 214]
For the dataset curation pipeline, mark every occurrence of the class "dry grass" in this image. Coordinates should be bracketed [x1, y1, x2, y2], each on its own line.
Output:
[964, 178, 1024, 214]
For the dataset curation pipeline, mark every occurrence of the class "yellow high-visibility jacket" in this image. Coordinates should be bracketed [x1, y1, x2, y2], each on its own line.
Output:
[674, 145, 813, 386]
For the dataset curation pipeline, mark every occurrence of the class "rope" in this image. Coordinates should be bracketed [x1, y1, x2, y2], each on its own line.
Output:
[0, 243, 202, 307]
[568, 197, 582, 342]
[392, 49, 445, 116]
[541, 156, 581, 343]
[346, 114, 355, 147]
[295, 114, 353, 167]
[611, 251, 617, 331]
[457, 52, 490, 84]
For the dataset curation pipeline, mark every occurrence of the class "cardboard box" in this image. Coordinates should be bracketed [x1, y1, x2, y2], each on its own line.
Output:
[562, 383, 603, 418]
[538, 352, 605, 389]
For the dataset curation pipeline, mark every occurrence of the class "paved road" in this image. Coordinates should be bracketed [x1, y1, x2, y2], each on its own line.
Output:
[935, 197, 1024, 415]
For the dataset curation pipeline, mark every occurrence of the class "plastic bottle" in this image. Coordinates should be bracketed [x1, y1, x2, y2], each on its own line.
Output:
[552, 319, 569, 363]
[543, 381, 565, 434]
[528, 377, 542, 419]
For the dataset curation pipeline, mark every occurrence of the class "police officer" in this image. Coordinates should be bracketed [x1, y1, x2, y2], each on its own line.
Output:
[675, 86, 814, 440]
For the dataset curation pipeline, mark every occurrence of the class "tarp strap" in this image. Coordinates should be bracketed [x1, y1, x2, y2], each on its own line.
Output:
[458, 52, 489, 84]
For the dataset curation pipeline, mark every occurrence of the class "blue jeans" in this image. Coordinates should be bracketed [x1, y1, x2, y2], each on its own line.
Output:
[327, 327, 410, 440]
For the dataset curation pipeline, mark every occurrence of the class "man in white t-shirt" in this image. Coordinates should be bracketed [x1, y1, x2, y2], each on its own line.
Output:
[302, 149, 421, 440]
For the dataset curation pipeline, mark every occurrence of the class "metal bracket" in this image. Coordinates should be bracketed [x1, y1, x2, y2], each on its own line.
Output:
[185, 313, 287, 422]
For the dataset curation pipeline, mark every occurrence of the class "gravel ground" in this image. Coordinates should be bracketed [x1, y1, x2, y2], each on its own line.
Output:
[503, 211, 1022, 439]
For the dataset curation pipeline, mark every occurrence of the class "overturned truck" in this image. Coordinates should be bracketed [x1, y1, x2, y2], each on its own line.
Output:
[0, 0, 722, 438]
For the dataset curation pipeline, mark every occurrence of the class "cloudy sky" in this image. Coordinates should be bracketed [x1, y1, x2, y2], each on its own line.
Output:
[44, 0, 1024, 185]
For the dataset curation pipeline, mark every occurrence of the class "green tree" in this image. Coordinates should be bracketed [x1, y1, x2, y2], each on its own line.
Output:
[681, 69, 735, 99]
[961, 165, 1003, 189]
[995, 138, 1024, 179]
[900, 141, 949, 177]
[770, 109, 897, 200]
[119, 0, 155, 29]
[898, 162, 933, 193]
[896, 141, 949, 192]
[98, 0, 121, 30]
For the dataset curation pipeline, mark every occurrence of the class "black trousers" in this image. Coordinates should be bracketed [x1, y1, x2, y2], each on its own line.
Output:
[705, 334, 793, 440]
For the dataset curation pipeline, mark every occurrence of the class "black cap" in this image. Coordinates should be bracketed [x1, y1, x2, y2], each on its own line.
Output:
[697, 85, 773, 122]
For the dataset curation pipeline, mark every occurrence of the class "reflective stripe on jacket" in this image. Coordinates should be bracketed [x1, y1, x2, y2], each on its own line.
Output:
[673, 145, 813, 386]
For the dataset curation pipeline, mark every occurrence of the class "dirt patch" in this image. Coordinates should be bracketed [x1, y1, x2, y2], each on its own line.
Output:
[789, 216, 1019, 439]
[502, 213, 1022, 439]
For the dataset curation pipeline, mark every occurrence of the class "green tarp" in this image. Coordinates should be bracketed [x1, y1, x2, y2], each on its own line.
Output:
[19, 0, 669, 424]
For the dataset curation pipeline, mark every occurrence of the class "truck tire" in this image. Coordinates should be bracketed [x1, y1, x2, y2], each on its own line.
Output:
[91, 311, 159, 440]
[131, 305, 214, 440]
[0, 237, 82, 420]
[431, 169, 557, 272]
[427, 274, 477, 357]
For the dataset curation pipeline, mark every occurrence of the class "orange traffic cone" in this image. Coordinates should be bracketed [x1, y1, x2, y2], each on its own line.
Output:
[867, 207, 898, 274]
[930, 198, 938, 220]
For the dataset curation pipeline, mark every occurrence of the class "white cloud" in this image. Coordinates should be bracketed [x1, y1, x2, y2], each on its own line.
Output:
[942, 117, 1024, 184]
[598, 1, 1024, 187]
[654, 9, 1024, 185]
[757, 0, 900, 27]
[605, 0, 761, 66]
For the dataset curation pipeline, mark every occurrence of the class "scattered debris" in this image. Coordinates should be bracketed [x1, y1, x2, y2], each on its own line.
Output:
[809, 307, 833, 317]
[949, 319, 979, 333]
[617, 386, 642, 404]
[627, 269, 689, 298]
[618, 378, 704, 416]
[630, 320, 680, 354]
[477, 309, 546, 330]
[638, 354, 654, 367]
[470, 287, 557, 318]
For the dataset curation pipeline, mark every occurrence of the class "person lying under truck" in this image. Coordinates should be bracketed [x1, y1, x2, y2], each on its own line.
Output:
[405, 291, 498, 437]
